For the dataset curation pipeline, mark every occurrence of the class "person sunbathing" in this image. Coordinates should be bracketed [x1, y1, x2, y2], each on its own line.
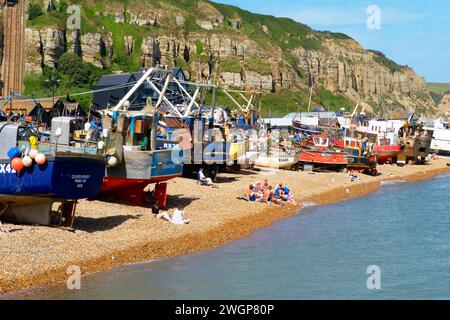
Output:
[170, 209, 190, 225]
[151, 200, 172, 221]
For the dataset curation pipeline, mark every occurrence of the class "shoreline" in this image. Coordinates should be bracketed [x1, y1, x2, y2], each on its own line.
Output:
[1, 159, 450, 297]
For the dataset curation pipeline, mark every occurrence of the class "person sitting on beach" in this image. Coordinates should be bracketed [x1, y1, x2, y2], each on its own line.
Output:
[248, 184, 263, 202]
[198, 168, 214, 187]
[347, 170, 358, 182]
[253, 181, 263, 193]
[431, 153, 438, 160]
[263, 186, 283, 205]
[263, 179, 270, 190]
[274, 184, 297, 205]
[151, 200, 172, 221]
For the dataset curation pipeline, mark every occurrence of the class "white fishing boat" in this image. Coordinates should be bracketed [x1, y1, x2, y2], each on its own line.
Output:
[426, 119, 450, 155]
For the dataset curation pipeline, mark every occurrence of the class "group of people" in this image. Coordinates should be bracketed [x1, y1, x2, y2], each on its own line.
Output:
[247, 179, 297, 205]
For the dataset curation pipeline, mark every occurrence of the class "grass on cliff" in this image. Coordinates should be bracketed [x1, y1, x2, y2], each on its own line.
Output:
[426, 82, 450, 104]
[426, 82, 450, 95]
[367, 50, 404, 73]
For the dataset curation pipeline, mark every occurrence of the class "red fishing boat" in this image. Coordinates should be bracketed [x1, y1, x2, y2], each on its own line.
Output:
[374, 144, 401, 164]
[299, 135, 347, 171]
[357, 132, 401, 164]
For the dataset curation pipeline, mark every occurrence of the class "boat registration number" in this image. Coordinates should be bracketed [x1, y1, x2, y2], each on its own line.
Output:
[0, 164, 17, 174]
[70, 174, 91, 189]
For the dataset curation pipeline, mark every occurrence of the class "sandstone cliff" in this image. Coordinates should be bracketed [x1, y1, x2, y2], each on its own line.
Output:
[0, 0, 437, 114]
[437, 93, 450, 117]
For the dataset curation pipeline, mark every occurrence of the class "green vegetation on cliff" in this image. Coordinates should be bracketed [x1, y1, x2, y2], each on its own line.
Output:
[426, 82, 450, 104]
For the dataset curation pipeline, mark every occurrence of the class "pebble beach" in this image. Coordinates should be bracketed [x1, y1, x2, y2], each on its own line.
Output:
[1, 158, 449, 296]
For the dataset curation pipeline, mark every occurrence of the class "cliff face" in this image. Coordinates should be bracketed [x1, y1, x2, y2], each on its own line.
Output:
[293, 39, 433, 114]
[438, 93, 450, 117]
[0, 0, 437, 114]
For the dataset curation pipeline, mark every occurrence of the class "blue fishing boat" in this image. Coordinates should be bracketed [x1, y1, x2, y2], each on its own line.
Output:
[0, 119, 106, 226]
[95, 67, 188, 206]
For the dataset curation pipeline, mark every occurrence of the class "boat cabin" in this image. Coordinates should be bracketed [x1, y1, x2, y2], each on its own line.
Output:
[344, 137, 364, 157]
[312, 135, 330, 150]
[0, 122, 39, 159]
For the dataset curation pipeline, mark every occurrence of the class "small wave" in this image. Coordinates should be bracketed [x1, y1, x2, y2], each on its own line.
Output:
[380, 180, 407, 186]
[434, 173, 450, 179]
[301, 201, 317, 208]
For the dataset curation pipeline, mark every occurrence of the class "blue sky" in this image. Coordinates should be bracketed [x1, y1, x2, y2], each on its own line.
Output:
[215, 0, 450, 83]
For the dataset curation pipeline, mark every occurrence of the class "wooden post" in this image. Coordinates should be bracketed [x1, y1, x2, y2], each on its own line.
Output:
[61, 201, 77, 228]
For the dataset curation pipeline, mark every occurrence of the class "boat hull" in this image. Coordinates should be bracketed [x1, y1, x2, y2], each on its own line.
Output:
[99, 149, 183, 206]
[430, 130, 450, 155]
[0, 155, 105, 199]
[255, 154, 297, 169]
[347, 155, 378, 174]
[0, 155, 105, 225]
[374, 145, 401, 164]
[299, 149, 347, 171]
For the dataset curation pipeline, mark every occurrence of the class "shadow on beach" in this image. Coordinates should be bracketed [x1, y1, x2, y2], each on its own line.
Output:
[164, 195, 200, 210]
[74, 215, 141, 233]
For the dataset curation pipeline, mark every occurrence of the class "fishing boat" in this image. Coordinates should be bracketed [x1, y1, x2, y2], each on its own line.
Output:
[170, 83, 257, 178]
[397, 123, 432, 164]
[0, 118, 106, 226]
[425, 118, 450, 156]
[298, 134, 347, 171]
[254, 152, 297, 169]
[344, 137, 378, 175]
[354, 131, 401, 164]
[254, 132, 298, 170]
[98, 68, 186, 207]
[430, 129, 450, 155]
[374, 142, 401, 164]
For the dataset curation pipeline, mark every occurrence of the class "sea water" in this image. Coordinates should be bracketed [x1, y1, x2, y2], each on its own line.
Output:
[15, 174, 450, 300]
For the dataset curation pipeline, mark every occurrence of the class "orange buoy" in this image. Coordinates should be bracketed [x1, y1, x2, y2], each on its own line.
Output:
[11, 158, 24, 172]
[35, 153, 47, 165]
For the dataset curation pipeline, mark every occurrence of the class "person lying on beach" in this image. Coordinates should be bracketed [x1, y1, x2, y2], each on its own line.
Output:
[151, 200, 172, 221]
[171, 209, 190, 225]
[153, 204, 190, 225]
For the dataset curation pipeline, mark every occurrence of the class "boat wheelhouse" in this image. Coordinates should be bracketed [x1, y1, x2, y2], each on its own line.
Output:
[344, 137, 378, 175]
[397, 123, 432, 164]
